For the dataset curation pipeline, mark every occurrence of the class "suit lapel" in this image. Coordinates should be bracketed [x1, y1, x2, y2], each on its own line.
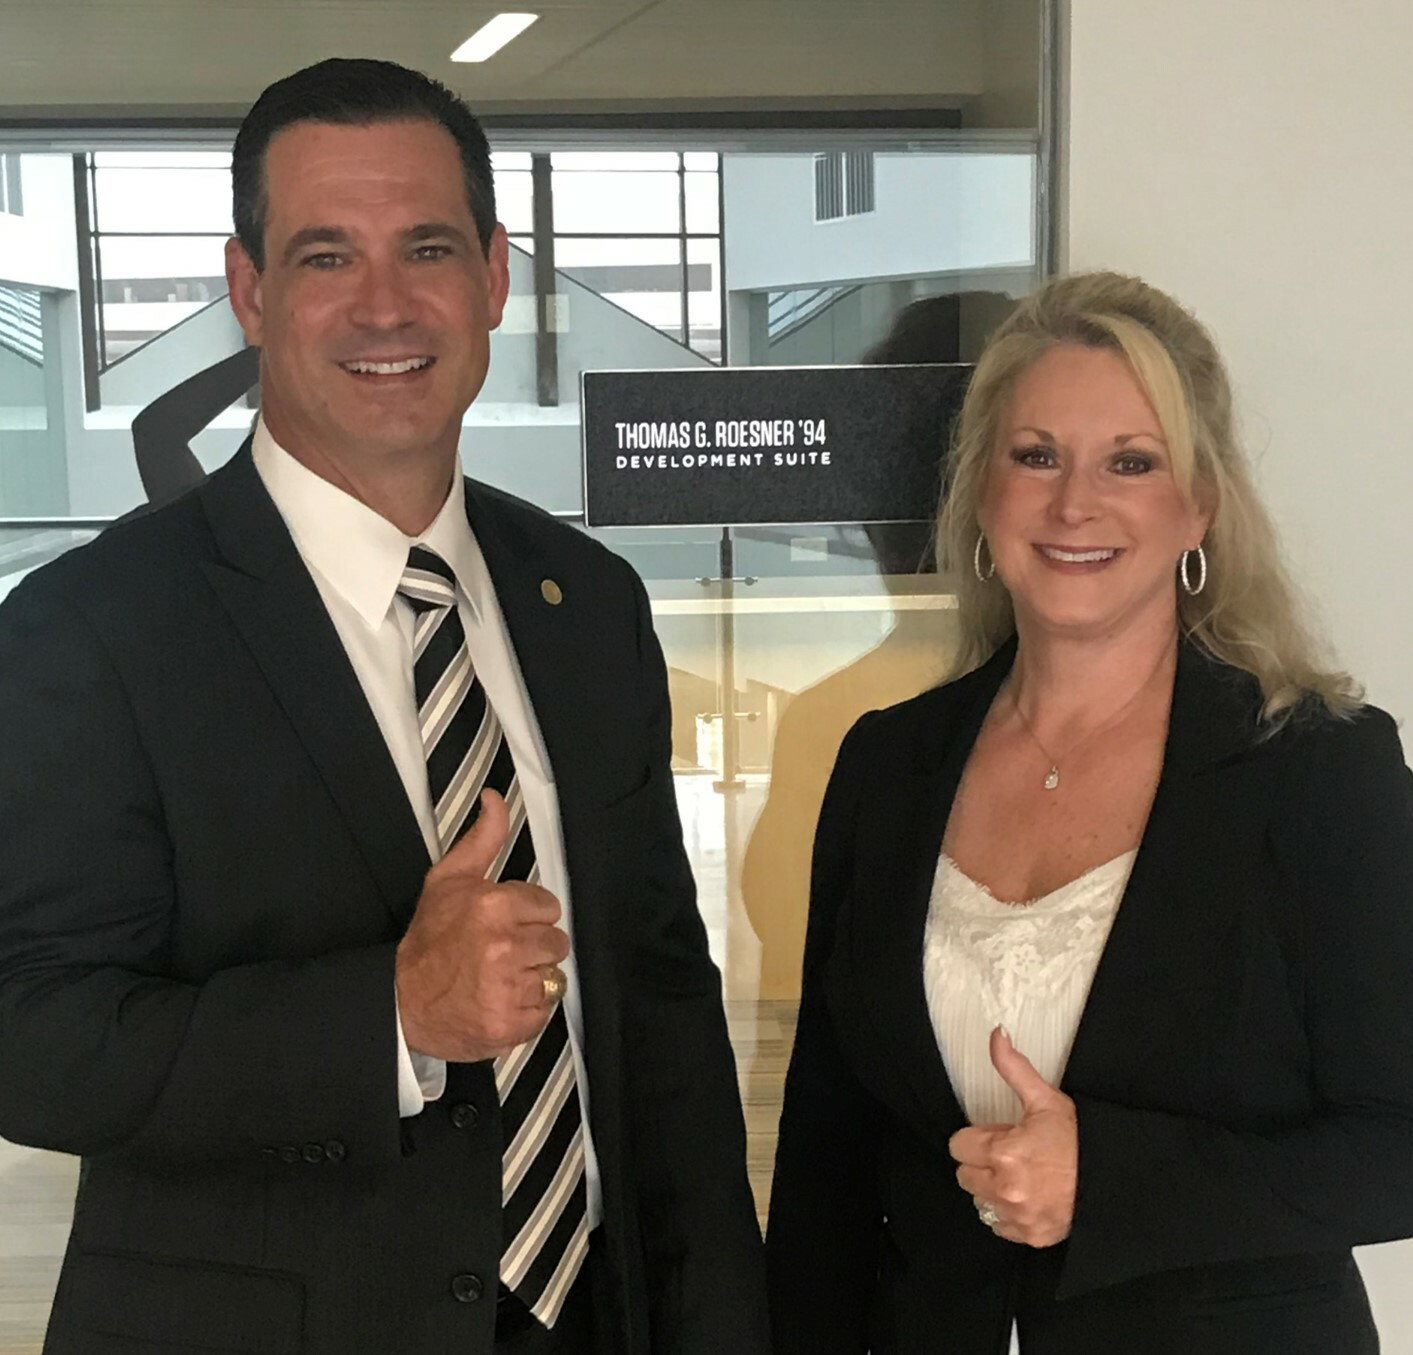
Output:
[196, 446, 430, 927]
[461, 484, 590, 822]
[462, 480, 613, 937]
[1061, 642, 1265, 1098]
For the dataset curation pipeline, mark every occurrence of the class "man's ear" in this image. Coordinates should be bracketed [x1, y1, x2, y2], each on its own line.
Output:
[483, 224, 511, 332]
[225, 236, 265, 347]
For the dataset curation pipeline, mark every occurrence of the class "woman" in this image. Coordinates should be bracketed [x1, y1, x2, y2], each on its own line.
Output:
[766, 271, 1413, 1354]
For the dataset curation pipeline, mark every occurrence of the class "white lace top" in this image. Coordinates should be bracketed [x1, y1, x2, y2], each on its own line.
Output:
[923, 850, 1137, 1125]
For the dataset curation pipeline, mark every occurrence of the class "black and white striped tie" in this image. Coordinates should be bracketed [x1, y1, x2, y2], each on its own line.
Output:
[399, 545, 589, 1327]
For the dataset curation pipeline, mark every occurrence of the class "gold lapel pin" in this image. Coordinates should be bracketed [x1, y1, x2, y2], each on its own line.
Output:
[540, 578, 563, 606]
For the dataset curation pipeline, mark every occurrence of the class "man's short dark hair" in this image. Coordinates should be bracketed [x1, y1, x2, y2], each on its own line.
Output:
[231, 57, 497, 270]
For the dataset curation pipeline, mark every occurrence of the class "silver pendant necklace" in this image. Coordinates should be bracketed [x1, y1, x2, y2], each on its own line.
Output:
[1008, 649, 1172, 791]
[1011, 696, 1065, 790]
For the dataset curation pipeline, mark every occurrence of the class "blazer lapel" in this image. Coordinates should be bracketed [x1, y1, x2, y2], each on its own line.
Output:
[196, 446, 430, 927]
[836, 644, 1018, 1140]
[1062, 642, 1265, 1099]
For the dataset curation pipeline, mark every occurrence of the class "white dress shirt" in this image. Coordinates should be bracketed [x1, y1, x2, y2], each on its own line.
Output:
[923, 850, 1134, 1126]
[252, 421, 601, 1226]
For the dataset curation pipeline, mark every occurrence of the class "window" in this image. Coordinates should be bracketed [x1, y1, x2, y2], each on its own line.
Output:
[85, 152, 234, 366]
[813, 150, 875, 222]
[0, 154, 23, 216]
[549, 151, 723, 362]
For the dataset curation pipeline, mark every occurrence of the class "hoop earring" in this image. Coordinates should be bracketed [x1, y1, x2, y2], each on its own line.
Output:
[1180, 545, 1207, 596]
[973, 534, 996, 583]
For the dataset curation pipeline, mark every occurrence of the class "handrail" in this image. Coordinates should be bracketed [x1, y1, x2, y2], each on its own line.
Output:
[0, 510, 584, 528]
[767, 284, 861, 343]
[95, 246, 715, 384]
[100, 290, 234, 372]
[533, 243, 716, 366]
[0, 518, 111, 529]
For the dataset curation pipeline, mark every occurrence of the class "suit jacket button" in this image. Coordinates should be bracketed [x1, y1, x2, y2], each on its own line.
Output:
[301, 1143, 324, 1164]
[450, 1273, 483, 1304]
[324, 1139, 347, 1163]
[278, 1146, 300, 1165]
[450, 1103, 480, 1130]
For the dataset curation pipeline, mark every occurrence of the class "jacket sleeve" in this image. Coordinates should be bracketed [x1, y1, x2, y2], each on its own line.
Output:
[767, 713, 884, 1355]
[615, 563, 771, 1355]
[1060, 707, 1413, 1296]
[0, 571, 405, 1170]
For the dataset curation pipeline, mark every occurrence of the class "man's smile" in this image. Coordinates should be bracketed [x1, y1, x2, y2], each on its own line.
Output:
[339, 355, 436, 377]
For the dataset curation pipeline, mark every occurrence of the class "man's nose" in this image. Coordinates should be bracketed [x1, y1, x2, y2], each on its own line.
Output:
[349, 259, 416, 329]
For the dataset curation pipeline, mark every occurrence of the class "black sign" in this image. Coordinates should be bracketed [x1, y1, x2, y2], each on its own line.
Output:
[580, 364, 971, 528]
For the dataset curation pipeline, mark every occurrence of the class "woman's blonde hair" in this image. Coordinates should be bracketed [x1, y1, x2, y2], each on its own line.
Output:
[936, 270, 1361, 723]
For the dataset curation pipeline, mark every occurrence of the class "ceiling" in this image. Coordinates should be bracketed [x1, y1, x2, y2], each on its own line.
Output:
[0, 0, 1043, 123]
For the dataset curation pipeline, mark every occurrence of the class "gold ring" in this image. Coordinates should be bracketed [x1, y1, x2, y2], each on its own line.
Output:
[541, 965, 567, 1004]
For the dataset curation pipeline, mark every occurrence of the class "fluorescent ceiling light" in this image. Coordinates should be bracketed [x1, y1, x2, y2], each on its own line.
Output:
[451, 13, 539, 62]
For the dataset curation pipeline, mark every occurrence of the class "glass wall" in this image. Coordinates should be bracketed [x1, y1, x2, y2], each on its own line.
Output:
[499, 149, 724, 362]
[0, 119, 1043, 1341]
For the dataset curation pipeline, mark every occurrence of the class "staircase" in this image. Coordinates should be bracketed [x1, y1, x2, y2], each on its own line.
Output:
[767, 285, 860, 343]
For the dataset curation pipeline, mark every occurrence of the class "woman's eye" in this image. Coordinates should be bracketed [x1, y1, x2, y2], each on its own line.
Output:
[1113, 453, 1155, 475]
[1011, 445, 1056, 468]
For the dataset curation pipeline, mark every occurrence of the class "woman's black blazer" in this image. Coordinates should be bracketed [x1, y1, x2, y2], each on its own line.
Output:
[766, 640, 1413, 1355]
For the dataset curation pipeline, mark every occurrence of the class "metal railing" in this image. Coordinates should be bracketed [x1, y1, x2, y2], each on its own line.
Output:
[766, 285, 860, 342]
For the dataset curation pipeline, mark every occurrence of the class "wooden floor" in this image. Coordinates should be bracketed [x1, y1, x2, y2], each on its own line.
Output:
[0, 1000, 795, 1352]
[731, 998, 798, 1225]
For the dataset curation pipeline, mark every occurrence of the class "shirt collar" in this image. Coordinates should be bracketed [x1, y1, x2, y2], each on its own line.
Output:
[251, 419, 483, 629]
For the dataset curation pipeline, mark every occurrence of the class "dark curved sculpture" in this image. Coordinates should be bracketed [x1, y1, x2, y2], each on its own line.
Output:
[132, 346, 261, 506]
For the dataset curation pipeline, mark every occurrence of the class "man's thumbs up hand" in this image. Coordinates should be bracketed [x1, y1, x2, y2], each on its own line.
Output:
[436, 787, 509, 880]
[395, 791, 570, 1063]
[947, 1027, 1078, 1248]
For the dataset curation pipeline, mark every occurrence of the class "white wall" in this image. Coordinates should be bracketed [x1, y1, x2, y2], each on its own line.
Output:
[1066, 1, 1413, 1345]
[1066, 0, 1413, 734]
[723, 152, 1036, 294]
[0, 156, 77, 291]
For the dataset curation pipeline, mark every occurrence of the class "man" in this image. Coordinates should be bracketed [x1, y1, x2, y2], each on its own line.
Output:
[0, 59, 768, 1355]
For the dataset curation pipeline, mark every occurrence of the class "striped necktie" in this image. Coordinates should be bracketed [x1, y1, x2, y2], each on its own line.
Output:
[398, 545, 589, 1327]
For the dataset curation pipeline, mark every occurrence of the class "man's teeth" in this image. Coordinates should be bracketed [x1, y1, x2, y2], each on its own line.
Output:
[343, 357, 432, 375]
[1040, 546, 1118, 563]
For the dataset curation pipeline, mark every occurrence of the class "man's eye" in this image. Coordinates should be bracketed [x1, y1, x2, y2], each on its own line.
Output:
[412, 244, 452, 260]
[1011, 445, 1055, 467]
[301, 253, 344, 269]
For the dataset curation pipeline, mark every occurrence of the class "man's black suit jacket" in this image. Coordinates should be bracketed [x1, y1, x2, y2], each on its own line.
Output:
[767, 639, 1413, 1355]
[0, 447, 768, 1355]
